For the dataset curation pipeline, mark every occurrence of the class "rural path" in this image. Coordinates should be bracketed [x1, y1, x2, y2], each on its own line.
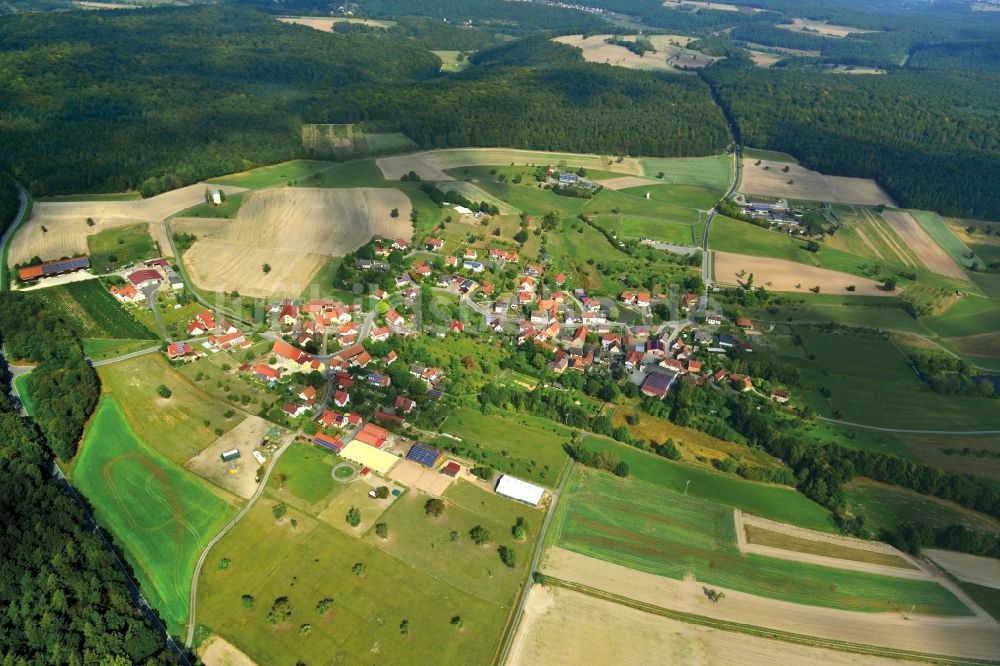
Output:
[1, 181, 29, 291]
[700, 145, 741, 309]
[184, 436, 293, 649]
[90, 345, 162, 367]
[496, 459, 574, 666]
[817, 416, 1000, 436]
[7, 363, 33, 416]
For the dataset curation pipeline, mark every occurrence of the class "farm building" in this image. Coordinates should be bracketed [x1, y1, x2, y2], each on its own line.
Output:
[253, 364, 280, 381]
[406, 443, 443, 468]
[18, 256, 91, 281]
[127, 269, 162, 289]
[164, 267, 184, 290]
[558, 173, 578, 184]
[314, 433, 344, 453]
[210, 189, 223, 205]
[640, 371, 676, 399]
[339, 440, 398, 475]
[495, 475, 545, 507]
[354, 422, 389, 448]
[441, 461, 461, 477]
[220, 449, 240, 463]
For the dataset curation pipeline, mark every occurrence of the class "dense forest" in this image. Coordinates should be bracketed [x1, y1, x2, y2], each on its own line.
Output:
[1, 294, 99, 460]
[0, 294, 170, 664]
[0, 172, 19, 237]
[704, 66, 1000, 219]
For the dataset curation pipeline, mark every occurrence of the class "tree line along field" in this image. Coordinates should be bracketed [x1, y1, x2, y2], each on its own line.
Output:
[547, 466, 970, 616]
[70, 397, 238, 634]
[33, 279, 156, 341]
[195, 451, 542, 665]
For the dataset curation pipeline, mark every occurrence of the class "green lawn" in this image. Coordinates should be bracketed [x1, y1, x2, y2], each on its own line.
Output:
[207, 160, 334, 189]
[957, 582, 1000, 622]
[638, 154, 732, 193]
[178, 192, 244, 219]
[34, 279, 156, 340]
[773, 326, 1000, 429]
[579, 435, 835, 532]
[362, 132, 418, 154]
[844, 478, 1000, 537]
[72, 397, 237, 634]
[436, 407, 570, 486]
[365, 479, 540, 607]
[82, 337, 157, 361]
[548, 467, 970, 615]
[87, 223, 157, 273]
[270, 442, 338, 505]
[99, 353, 246, 464]
[14, 372, 33, 416]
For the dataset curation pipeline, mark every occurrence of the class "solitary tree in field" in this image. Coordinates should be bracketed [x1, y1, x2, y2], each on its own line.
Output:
[262, 263, 271, 274]
[424, 498, 445, 517]
[266, 597, 292, 624]
[86, 217, 95, 227]
[375, 522, 388, 539]
[390, 207, 399, 218]
[273, 503, 287, 520]
[352, 562, 366, 577]
[470, 525, 490, 545]
[399, 619, 410, 635]
[156, 384, 171, 399]
[451, 615, 464, 628]
[241, 594, 255, 608]
[346, 506, 361, 527]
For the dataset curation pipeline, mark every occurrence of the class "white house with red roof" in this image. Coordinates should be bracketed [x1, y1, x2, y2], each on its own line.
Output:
[110, 284, 145, 304]
[334, 391, 350, 407]
[127, 269, 161, 289]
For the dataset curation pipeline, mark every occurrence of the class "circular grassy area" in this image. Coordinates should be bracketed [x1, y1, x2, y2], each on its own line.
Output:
[331, 462, 358, 482]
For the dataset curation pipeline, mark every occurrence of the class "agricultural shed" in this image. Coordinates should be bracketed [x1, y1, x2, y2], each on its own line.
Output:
[441, 461, 461, 477]
[495, 475, 545, 506]
[406, 443, 442, 468]
[339, 440, 398, 475]
[127, 269, 162, 288]
[314, 432, 344, 453]
[18, 256, 91, 281]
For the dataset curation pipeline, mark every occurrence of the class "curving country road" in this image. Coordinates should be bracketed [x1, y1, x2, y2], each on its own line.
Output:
[700, 146, 741, 308]
[1, 181, 29, 291]
[184, 436, 293, 649]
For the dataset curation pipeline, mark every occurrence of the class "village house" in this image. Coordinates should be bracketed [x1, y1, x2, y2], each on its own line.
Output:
[110, 284, 145, 304]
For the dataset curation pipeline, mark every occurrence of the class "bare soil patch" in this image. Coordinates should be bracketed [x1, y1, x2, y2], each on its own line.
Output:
[386, 459, 455, 496]
[880, 210, 969, 280]
[924, 549, 1000, 590]
[377, 148, 644, 181]
[541, 547, 1000, 661]
[713, 251, 896, 296]
[739, 159, 895, 206]
[776, 19, 879, 38]
[180, 187, 411, 297]
[198, 635, 258, 666]
[184, 416, 268, 500]
[507, 584, 920, 666]
[10, 183, 245, 265]
[553, 34, 720, 72]
[596, 176, 661, 190]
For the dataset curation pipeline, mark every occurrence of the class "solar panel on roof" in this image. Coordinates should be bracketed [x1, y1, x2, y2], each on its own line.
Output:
[427, 389, 443, 401]
[42, 256, 90, 275]
[406, 443, 441, 468]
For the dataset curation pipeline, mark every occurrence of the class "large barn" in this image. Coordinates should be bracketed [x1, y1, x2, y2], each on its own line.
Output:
[495, 475, 545, 507]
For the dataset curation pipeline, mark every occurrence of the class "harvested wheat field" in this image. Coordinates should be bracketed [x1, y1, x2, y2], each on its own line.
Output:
[376, 148, 643, 181]
[553, 34, 720, 72]
[924, 549, 1000, 590]
[180, 187, 410, 297]
[740, 159, 895, 207]
[777, 18, 879, 38]
[596, 176, 661, 190]
[185, 416, 270, 500]
[9, 183, 245, 265]
[199, 635, 257, 666]
[880, 210, 969, 281]
[275, 16, 393, 30]
[541, 547, 1000, 661]
[507, 584, 920, 666]
[713, 251, 896, 296]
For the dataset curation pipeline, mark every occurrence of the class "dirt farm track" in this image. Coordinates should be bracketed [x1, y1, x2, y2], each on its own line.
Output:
[179, 187, 411, 298]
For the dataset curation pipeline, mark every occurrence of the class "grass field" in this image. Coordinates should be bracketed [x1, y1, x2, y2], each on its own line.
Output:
[844, 478, 1000, 538]
[908, 210, 976, 270]
[437, 407, 570, 486]
[548, 467, 968, 615]
[99, 353, 246, 463]
[81, 337, 157, 361]
[177, 351, 274, 413]
[579, 435, 835, 532]
[958, 582, 1000, 622]
[270, 442, 338, 505]
[743, 525, 915, 568]
[86, 223, 157, 273]
[363, 133, 418, 155]
[432, 50, 471, 72]
[35, 279, 156, 340]
[73, 398, 237, 634]
[207, 160, 334, 190]
[638, 154, 731, 194]
[14, 372, 34, 416]
[773, 326, 1000, 429]
[179, 192, 245, 219]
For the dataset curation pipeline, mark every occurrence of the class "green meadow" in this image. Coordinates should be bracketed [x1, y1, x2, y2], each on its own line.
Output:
[845, 478, 1000, 537]
[207, 160, 334, 189]
[548, 467, 970, 615]
[14, 372, 34, 416]
[87, 223, 157, 273]
[72, 398, 237, 634]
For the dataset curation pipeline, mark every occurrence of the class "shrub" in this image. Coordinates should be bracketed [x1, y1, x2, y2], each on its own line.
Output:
[399, 619, 410, 635]
[273, 503, 287, 520]
[470, 465, 493, 481]
[266, 597, 292, 624]
[424, 498, 445, 517]
[241, 594, 255, 608]
[512, 517, 528, 541]
[498, 545, 516, 568]
[316, 598, 333, 614]
[346, 506, 361, 527]
[470, 525, 490, 545]
[156, 384, 171, 399]
[352, 562, 366, 577]
[451, 615, 464, 628]
[375, 522, 388, 539]
[218, 558, 231, 570]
